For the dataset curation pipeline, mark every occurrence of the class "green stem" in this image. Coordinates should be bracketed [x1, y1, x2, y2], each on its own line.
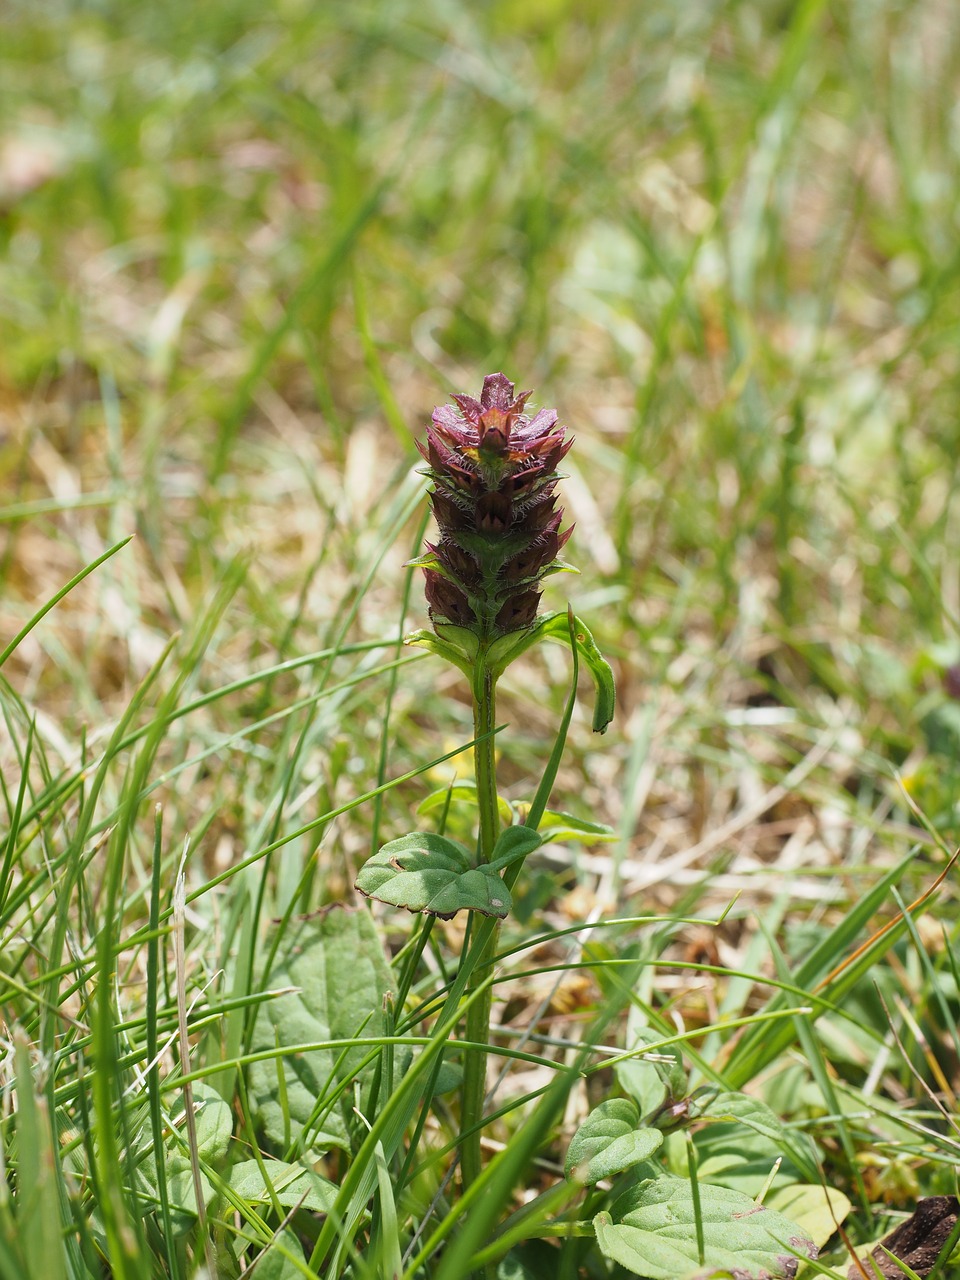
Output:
[461, 656, 500, 1194]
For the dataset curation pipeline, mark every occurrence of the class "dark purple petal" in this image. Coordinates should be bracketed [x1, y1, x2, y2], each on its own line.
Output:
[501, 528, 561, 582]
[515, 484, 560, 528]
[432, 403, 465, 430]
[451, 393, 483, 421]
[480, 373, 515, 410]
[431, 490, 471, 531]
[513, 407, 559, 440]
[477, 407, 511, 451]
[539, 436, 574, 472]
[424, 425, 467, 469]
[430, 450, 482, 493]
[509, 461, 549, 494]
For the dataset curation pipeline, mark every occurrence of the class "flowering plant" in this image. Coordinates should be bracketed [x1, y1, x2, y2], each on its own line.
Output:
[355, 372, 615, 1190]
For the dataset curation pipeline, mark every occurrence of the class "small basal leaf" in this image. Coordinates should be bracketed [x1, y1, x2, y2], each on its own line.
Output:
[565, 1099, 664, 1185]
[593, 1177, 817, 1280]
[616, 1026, 687, 1116]
[700, 1092, 790, 1145]
[356, 831, 511, 918]
[228, 1159, 336, 1213]
[432, 1060, 463, 1096]
[766, 1184, 852, 1251]
[246, 1226, 309, 1280]
[131, 1083, 232, 1234]
[697, 1091, 818, 1185]
[249, 905, 394, 1154]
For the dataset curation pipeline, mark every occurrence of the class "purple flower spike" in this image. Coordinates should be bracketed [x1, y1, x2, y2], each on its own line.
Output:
[417, 373, 573, 636]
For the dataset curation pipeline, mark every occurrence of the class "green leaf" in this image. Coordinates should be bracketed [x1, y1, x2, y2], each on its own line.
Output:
[697, 1091, 819, 1187]
[593, 1177, 817, 1279]
[516, 806, 616, 844]
[404, 552, 441, 571]
[432, 1060, 463, 1095]
[541, 558, 581, 578]
[405, 622, 478, 676]
[765, 1184, 852, 1251]
[356, 832, 512, 918]
[246, 1227, 311, 1280]
[227, 1159, 337, 1213]
[616, 1026, 687, 1116]
[164, 1084, 233, 1219]
[565, 1099, 664, 1185]
[538, 612, 616, 733]
[700, 1091, 792, 1145]
[248, 905, 394, 1154]
[13, 1033, 67, 1280]
[492, 611, 615, 732]
[417, 782, 515, 828]
[132, 1083, 234, 1233]
[487, 825, 542, 873]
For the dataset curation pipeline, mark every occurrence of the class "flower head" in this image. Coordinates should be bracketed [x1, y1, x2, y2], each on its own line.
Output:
[417, 373, 573, 638]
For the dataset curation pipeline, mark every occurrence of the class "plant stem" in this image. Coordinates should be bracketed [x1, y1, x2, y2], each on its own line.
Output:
[460, 655, 500, 1193]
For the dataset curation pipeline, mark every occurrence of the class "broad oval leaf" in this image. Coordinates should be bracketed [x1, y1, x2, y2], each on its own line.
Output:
[356, 832, 511, 918]
[133, 1083, 233, 1233]
[228, 1158, 336, 1213]
[488, 825, 542, 872]
[766, 1185, 852, 1252]
[565, 1099, 664, 1185]
[594, 1177, 817, 1280]
[249, 905, 394, 1154]
[246, 1226, 310, 1280]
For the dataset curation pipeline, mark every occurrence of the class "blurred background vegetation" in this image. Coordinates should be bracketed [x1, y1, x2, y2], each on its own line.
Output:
[4, 0, 960, 872]
[4, 0, 960, 1273]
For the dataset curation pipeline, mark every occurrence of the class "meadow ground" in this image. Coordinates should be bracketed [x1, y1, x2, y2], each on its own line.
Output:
[2, 2, 960, 1277]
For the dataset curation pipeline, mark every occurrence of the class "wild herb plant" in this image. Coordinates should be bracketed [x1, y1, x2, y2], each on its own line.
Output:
[348, 377, 819, 1280]
[355, 372, 615, 1197]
